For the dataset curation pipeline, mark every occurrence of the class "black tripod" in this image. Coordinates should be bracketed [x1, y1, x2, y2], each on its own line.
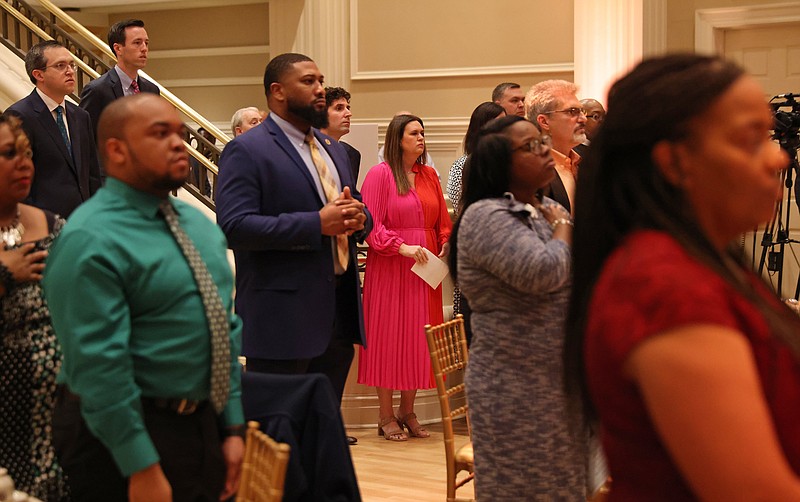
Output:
[757, 94, 800, 299]
[757, 151, 800, 298]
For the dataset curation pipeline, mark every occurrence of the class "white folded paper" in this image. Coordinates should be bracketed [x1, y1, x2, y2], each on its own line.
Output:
[411, 247, 449, 289]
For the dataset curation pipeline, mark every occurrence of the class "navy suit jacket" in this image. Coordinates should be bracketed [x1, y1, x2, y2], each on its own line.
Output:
[216, 115, 373, 360]
[341, 141, 361, 183]
[79, 68, 159, 139]
[7, 90, 101, 217]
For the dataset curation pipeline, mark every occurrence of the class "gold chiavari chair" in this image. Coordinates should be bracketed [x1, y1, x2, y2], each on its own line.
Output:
[425, 314, 474, 502]
[236, 421, 291, 502]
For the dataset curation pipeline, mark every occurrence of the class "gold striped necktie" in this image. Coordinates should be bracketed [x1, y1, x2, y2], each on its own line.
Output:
[304, 131, 349, 271]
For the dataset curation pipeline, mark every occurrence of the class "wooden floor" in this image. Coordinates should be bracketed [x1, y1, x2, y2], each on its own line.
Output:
[347, 419, 474, 501]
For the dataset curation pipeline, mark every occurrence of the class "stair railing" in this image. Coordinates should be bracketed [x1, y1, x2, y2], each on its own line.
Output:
[0, 0, 229, 210]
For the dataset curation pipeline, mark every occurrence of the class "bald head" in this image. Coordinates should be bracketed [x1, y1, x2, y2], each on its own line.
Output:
[580, 98, 606, 140]
[97, 94, 190, 196]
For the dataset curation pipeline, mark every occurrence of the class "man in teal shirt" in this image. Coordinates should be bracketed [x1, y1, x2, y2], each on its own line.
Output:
[44, 94, 244, 502]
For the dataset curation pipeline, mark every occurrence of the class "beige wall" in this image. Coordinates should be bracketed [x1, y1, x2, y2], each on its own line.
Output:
[353, 0, 572, 73]
[64, 0, 792, 176]
[350, 0, 574, 176]
[77, 2, 270, 126]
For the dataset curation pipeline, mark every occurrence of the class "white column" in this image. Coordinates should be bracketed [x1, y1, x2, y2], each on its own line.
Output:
[574, 0, 666, 105]
[293, 0, 351, 89]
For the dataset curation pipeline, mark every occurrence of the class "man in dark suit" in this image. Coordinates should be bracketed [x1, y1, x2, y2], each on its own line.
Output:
[7, 40, 101, 217]
[525, 80, 587, 213]
[80, 19, 159, 140]
[216, 54, 372, 411]
[321, 86, 360, 182]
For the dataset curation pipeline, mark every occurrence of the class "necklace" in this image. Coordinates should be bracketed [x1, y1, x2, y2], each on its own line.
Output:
[1, 209, 25, 248]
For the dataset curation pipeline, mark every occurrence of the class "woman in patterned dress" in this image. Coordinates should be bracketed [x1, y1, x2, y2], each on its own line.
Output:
[0, 114, 69, 500]
[450, 115, 586, 499]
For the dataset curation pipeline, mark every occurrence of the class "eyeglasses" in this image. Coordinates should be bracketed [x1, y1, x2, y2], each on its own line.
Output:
[543, 107, 586, 118]
[585, 112, 604, 122]
[0, 148, 33, 160]
[44, 61, 77, 73]
[514, 135, 553, 154]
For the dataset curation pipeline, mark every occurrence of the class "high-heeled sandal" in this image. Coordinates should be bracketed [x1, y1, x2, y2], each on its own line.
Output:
[378, 416, 408, 442]
[398, 412, 430, 438]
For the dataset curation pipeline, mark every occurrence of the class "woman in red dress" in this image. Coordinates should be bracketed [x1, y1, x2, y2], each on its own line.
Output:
[564, 54, 800, 500]
[358, 114, 451, 442]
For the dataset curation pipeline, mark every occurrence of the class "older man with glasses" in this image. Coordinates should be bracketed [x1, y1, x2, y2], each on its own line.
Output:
[525, 80, 587, 213]
[7, 40, 101, 217]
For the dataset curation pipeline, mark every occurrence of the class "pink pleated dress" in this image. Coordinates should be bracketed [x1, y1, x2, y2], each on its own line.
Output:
[357, 162, 452, 390]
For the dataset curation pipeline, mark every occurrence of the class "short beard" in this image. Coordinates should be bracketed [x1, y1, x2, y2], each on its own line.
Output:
[572, 131, 587, 146]
[288, 99, 328, 129]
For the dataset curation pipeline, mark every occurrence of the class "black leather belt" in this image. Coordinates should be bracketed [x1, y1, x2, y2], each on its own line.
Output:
[58, 386, 205, 416]
[141, 397, 207, 416]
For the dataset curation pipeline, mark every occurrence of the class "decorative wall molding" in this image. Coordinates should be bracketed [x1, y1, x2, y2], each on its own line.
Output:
[158, 76, 262, 87]
[349, 0, 571, 81]
[148, 45, 270, 59]
[353, 117, 469, 156]
[351, 63, 574, 81]
[695, 2, 800, 54]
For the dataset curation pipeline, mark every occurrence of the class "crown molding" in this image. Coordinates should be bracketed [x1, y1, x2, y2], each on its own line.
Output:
[350, 63, 574, 81]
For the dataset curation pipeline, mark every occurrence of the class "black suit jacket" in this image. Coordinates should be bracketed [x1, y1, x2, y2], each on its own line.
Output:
[545, 174, 571, 213]
[79, 68, 159, 139]
[7, 90, 101, 217]
[216, 116, 373, 360]
[341, 141, 361, 185]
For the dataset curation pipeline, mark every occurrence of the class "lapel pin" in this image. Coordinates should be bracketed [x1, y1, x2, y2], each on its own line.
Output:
[324, 139, 331, 145]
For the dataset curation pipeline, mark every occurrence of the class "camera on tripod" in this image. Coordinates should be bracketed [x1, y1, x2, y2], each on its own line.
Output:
[772, 93, 800, 151]
[758, 93, 800, 299]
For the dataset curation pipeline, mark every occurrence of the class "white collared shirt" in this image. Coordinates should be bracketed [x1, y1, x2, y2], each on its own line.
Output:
[114, 65, 138, 96]
[36, 87, 70, 141]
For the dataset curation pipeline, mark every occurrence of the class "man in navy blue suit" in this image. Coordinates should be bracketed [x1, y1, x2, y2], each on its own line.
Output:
[80, 19, 160, 141]
[7, 40, 101, 217]
[216, 54, 372, 418]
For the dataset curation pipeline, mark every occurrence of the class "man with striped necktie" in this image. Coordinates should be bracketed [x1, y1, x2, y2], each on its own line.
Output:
[80, 19, 160, 141]
[216, 53, 372, 420]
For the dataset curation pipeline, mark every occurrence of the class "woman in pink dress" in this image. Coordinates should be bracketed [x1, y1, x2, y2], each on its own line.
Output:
[358, 114, 452, 441]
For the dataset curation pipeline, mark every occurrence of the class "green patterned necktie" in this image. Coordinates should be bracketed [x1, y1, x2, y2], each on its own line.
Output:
[159, 200, 230, 413]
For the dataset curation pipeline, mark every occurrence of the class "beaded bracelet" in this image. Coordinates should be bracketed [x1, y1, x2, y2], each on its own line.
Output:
[0, 262, 16, 293]
[550, 218, 574, 230]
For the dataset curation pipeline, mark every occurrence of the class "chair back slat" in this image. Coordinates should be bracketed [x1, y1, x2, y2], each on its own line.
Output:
[425, 314, 475, 500]
[236, 421, 291, 502]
